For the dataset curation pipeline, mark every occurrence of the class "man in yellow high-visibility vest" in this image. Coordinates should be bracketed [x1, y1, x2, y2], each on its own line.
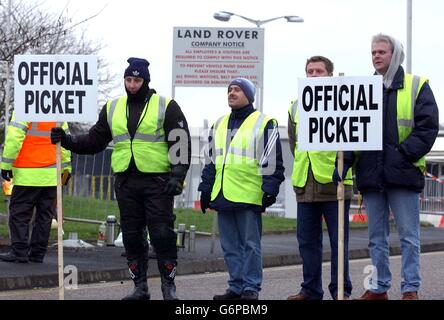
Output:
[351, 34, 439, 300]
[287, 56, 353, 300]
[199, 78, 285, 300]
[0, 118, 71, 264]
[51, 57, 191, 300]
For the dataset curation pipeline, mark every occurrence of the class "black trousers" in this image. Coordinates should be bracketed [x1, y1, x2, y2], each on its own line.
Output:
[115, 172, 178, 262]
[9, 186, 56, 258]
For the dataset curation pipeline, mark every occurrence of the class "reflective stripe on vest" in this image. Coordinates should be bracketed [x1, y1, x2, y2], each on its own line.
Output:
[107, 95, 171, 173]
[14, 122, 69, 169]
[289, 101, 353, 187]
[396, 73, 428, 172]
[211, 111, 271, 205]
[1, 115, 71, 186]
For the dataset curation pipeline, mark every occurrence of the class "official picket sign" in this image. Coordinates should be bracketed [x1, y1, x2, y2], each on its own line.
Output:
[297, 75, 383, 151]
[14, 55, 98, 122]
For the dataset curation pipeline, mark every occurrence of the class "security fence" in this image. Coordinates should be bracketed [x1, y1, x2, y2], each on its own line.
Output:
[65, 154, 444, 221]
[420, 175, 444, 216]
[67, 148, 113, 199]
[62, 143, 444, 231]
[63, 149, 117, 225]
[63, 149, 206, 229]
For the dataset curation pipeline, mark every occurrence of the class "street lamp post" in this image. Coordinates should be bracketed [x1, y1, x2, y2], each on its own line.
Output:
[213, 11, 304, 27]
[406, 0, 412, 73]
[4, 0, 13, 142]
[213, 11, 303, 111]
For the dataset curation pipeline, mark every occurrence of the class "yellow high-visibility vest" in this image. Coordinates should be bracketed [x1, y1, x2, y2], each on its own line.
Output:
[0, 113, 71, 186]
[107, 94, 171, 173]
[396, 73, 428, 172]
[289, 101, 353, 187]
[211, 111, 273, 205]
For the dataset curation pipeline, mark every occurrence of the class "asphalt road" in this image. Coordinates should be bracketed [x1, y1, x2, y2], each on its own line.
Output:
[0, 251, 443, 300]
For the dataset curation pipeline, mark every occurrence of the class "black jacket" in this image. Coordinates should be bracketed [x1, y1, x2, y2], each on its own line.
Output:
[349, 67, 439, 193]
[198, 104, 285, 212]
[62, 88, 191, 175]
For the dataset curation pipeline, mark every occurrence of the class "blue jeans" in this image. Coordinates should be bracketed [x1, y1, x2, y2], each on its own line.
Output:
[218, 209, 262, 294]
[297, 201, 352, 299]
[363, 188, 421, 294]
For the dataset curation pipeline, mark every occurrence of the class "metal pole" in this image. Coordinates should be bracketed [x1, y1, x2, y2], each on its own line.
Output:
[4, 0, 12, 139]
[204, 118, 218, 255]
[188, 225, 196, 252]
[258, 27, 264, 113]
[406, 0, 412, 73]
[259, 86, 264, 113]
[210, 211, 218, 254]
[177, 223, 186, 250]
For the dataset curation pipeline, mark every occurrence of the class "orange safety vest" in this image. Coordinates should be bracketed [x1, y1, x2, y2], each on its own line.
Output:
[13, 122, 57, 168]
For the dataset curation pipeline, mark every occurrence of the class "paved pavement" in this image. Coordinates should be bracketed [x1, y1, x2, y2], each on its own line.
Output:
[1, 226, 444, 291]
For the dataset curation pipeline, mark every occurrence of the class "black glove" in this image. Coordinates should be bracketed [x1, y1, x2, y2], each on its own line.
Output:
[50, 127, 67, 145]
[163, 166, 187, 196]
[262, 193, 276, 211]
[1, 170, 13, 181]
[62, 171, 71, 186]
[200, 192, 211, 214]
[332, 163, 351, 186]
[164, 176, 184, 196]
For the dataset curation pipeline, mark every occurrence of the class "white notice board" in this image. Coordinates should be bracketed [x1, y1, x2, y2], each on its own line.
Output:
[14, 55, 98, 122]
[172, 27, 264, 88]
[297, 75, 383, 151]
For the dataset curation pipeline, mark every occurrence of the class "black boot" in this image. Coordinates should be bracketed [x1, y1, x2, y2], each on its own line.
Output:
[122, 259, 150, 300]
[0, 250, 28, 263]
[158, 260, 179, 300]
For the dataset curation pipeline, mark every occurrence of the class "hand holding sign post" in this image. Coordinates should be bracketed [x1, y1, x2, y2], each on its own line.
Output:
[298, 75, 382, 300]
[14, 55, 97, 300]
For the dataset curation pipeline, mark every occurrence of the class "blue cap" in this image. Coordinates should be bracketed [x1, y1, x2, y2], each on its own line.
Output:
[124, 57, 150, 83]
[229, 78, 256, 103]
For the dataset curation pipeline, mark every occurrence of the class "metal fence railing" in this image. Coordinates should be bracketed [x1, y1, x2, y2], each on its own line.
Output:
[62, 149, 117, 225]
[64, 153, 444, 230]
[63, 150, 206, 230]
[420, 176, 444, 216]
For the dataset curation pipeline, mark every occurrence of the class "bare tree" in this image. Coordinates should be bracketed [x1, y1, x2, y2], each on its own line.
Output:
[0, 0, 117, 142]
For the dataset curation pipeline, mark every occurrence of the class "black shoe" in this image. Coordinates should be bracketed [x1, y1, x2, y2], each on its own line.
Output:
[122, 286, 151, 301]
[0, 251, 28, 263]
[161, 282, 179, 300]
[213, 289, 242, 300]
[158, 260, 179, 300]
[240, 290, 259, 300]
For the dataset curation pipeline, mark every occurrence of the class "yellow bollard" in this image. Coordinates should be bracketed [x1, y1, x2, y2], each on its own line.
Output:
[107, 176, 112, 201]
[91, 176, 96, 199]
[99, 176, 104, 200]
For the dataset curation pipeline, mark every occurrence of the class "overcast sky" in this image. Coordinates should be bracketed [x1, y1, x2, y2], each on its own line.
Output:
[41, 0, 443, 129]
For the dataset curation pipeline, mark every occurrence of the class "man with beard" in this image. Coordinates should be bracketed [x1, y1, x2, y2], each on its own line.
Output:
[51, 57, 191, 300]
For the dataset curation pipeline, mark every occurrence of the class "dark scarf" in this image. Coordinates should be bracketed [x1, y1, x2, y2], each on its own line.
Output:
[126, 80, 150, 103]
[126, 81, 150, 138]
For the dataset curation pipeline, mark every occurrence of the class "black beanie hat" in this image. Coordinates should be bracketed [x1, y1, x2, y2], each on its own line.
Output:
[124, 57, 150, 83]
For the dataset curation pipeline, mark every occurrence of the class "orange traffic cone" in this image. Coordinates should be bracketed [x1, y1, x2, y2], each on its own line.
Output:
[439, 216, 444, 228]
